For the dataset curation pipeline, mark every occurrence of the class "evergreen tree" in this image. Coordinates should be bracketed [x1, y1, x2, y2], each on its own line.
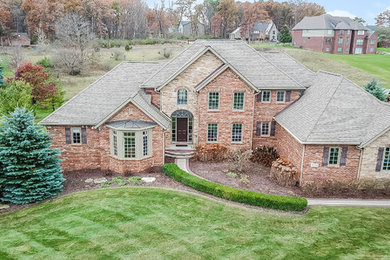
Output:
[279, 26, 292, 43]
[364, 78, 387, 101]
[0, 64, 4, 87]
[0, 108, 65, 204]
[0, 80, 34, 116]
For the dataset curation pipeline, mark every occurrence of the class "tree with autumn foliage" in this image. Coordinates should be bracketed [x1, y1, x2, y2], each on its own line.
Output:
[239, 1, 268, 41]
[376, 10, 390, 27]
[13, 62, 63, 110]
[213, 0, 238, 38]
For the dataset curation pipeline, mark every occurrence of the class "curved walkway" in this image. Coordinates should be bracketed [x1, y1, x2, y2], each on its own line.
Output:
[177, 158, 390, 208]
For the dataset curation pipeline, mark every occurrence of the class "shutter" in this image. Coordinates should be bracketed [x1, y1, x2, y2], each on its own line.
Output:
[256, 122, 261, 136]
[270, 121, 276, 136]
[82, 127, 87, 144]
[65, 128, 71, 144]
[340, 146, 348, 166]
[322, 147, 329, 166]
[376, 147, 385, 172]
[286, 91, 291, 102]
[257, 93, 262, 102]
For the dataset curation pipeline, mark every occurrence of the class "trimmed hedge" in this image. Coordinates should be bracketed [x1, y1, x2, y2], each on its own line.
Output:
[163, 164, 308, 211]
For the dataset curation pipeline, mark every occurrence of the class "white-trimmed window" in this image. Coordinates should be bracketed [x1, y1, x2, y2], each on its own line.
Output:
[358, 30, 365, 35]
[177, 89, 188, 105]
[340, 29, 344, 35]
[233, 92, 245, 110]
[371, 39, 376, 45]
[72, 128, 81, 144]
[355, 47, 362, 54]
[327, 30, 333, 35]
[143, 131, 148, 156]
[113, 130, 118, 156]
[262, 91, 271, 102]
[383, 148, 390, 171]
[337, 47, 342, 52]
[232, 123, 243, 142]
[208, 92, 219, 110]
[124, 132, 136, 158]
[207, 123, 218, 142]
[276, 91, 285, 102]
[328, 147, 340, 166]
[338, 37, 343, 44]
[171, 118, 176, 142]
[326, 47, 330, 52]
[110, 128, 152, 159]
[356, 39, 363, 45]
[370, 48, 374, 52]
[261, 122, 271, 136]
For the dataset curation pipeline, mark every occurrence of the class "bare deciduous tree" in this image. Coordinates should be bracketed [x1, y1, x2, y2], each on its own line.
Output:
[8, 44, 25, 68]
[53, 13, 95, 75]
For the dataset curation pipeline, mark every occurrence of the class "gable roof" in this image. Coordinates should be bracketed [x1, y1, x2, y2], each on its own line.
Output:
[141, 40, 304, 90]
[39, 62, 170, 129]
[293, 14, 369, 31]
[275, 71, 390, 146]
[253, 21, 275, 34]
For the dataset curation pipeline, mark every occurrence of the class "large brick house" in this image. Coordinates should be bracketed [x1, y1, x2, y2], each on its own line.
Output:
[229, 20, 279, 41]
[40, 40, 390, 185]
[292, 14, 378, 54]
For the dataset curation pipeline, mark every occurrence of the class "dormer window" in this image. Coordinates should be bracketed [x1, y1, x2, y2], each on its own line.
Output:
[177, 89, 188, 105]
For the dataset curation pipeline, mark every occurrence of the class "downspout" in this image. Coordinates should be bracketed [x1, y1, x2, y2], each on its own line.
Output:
[162, 129, 166, 164]
[250, 91, 256, 150]
[357, 147, 363, 180]
[299, 144, 305, 186]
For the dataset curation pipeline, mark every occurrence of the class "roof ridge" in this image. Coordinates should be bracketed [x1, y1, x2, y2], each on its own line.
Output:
[252, 45, 304, 88]
[39, 61, 127, 125]
[304, 74, 344, 142]
[141, 42, 197, 87]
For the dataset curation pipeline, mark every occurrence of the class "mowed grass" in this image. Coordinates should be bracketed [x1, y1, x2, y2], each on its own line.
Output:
[251, 43, 390, 89]
[1, 188, 390, 259]
[325, 53, 390, 89]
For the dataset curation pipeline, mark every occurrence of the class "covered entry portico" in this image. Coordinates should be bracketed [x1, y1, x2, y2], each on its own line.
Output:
[171, 110, 193, 144]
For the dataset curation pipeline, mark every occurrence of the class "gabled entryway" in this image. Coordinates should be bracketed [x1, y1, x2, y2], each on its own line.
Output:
[171, 110, 193, 144]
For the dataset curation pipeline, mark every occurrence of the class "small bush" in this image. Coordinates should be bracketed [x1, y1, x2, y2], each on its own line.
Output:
[111, 49, 125, 61]
[251, 146, 279, 167]
[125, 44, 132, 51]
[159, 48, 173, 59]
[194, 144, 228, 162]
[163, 164, 308, 211]
[270, 158, 299, 187]
[227, 148, 252, 173]
[226, 172, 238, 178]
[36, 57, 52, 69]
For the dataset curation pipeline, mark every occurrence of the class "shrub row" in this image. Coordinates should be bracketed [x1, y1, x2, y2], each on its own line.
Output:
[163, 164, 308, 212]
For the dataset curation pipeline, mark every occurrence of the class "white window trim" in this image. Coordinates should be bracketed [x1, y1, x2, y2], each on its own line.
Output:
[109, 127, 153, 160]
[261, 91, 271, 103]
[276, 91, 286, 103]
[208, 92, 220, 111]
[328, 147, 341, 167]
[71, 127, 82, 145]
[231, 123, 243, 143]
[233, 92, 245, 111]
[260, 122, 271, 137]
[358, 30, 365, 35]
[207, 123, 218, 143]
[382, 147, 390, 171]
[177, 88, 188, 106]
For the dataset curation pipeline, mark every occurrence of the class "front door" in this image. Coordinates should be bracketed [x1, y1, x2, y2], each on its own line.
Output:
[177, 118, 188, 142]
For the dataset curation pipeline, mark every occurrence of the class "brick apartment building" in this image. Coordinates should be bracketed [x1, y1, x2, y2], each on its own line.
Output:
[40, 40, 390, 186]
[292, 14, 378, 54]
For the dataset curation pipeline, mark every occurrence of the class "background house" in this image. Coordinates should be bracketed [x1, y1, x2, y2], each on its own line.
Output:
[178, 21, 205, 36]
[292, 14, 377, 54]
[230, 21, 279, 41]
[0, 33, 31, 47]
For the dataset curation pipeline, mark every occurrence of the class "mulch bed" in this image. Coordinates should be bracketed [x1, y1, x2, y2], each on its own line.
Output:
[189, 159, 303, 197]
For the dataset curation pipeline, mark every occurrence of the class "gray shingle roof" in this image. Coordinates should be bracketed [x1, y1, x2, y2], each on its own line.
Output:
[261, 51, 315, 87]
[253, 21, 272, 33]
[39, 62, 169, 128]
[293, 14, 369, 31]
[275, 71, 390, 145]
[106, 119, 157, 129]
[141, 40, 305, 90]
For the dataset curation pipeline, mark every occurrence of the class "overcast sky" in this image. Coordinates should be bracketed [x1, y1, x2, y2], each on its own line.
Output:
[145, 0, 390, 25]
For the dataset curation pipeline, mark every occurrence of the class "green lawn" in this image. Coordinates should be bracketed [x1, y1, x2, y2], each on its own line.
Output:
[1, 188, 390, 259]
[377, 47, 390, 53]
[325, 54, 390, 89]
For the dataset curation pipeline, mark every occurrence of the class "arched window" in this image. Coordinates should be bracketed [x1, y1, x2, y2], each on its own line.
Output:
[177, 89, 188, 105]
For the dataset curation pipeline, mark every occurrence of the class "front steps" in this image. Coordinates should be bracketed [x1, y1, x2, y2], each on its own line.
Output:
[165, 144, 195, 159]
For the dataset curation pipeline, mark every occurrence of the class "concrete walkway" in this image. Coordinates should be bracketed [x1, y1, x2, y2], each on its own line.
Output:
[307, 199, 390, 207]
[177, 158, 390, 208]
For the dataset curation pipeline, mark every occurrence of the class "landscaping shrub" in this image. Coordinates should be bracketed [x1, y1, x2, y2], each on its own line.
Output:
[270, 158, 299, 187]
[227, 148, 252, 173]
[302, 179, 390, 197]
[194, 143, 228, 162]
[36, 57, 52, 70]
[125, 44, 132, 51]
[163, 164, 308, 211]
[251, 146, 279, 167]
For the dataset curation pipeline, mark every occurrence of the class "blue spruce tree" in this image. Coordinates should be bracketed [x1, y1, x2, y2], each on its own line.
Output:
[0, 64, 4, 87]
[0, 108, 65, 204]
